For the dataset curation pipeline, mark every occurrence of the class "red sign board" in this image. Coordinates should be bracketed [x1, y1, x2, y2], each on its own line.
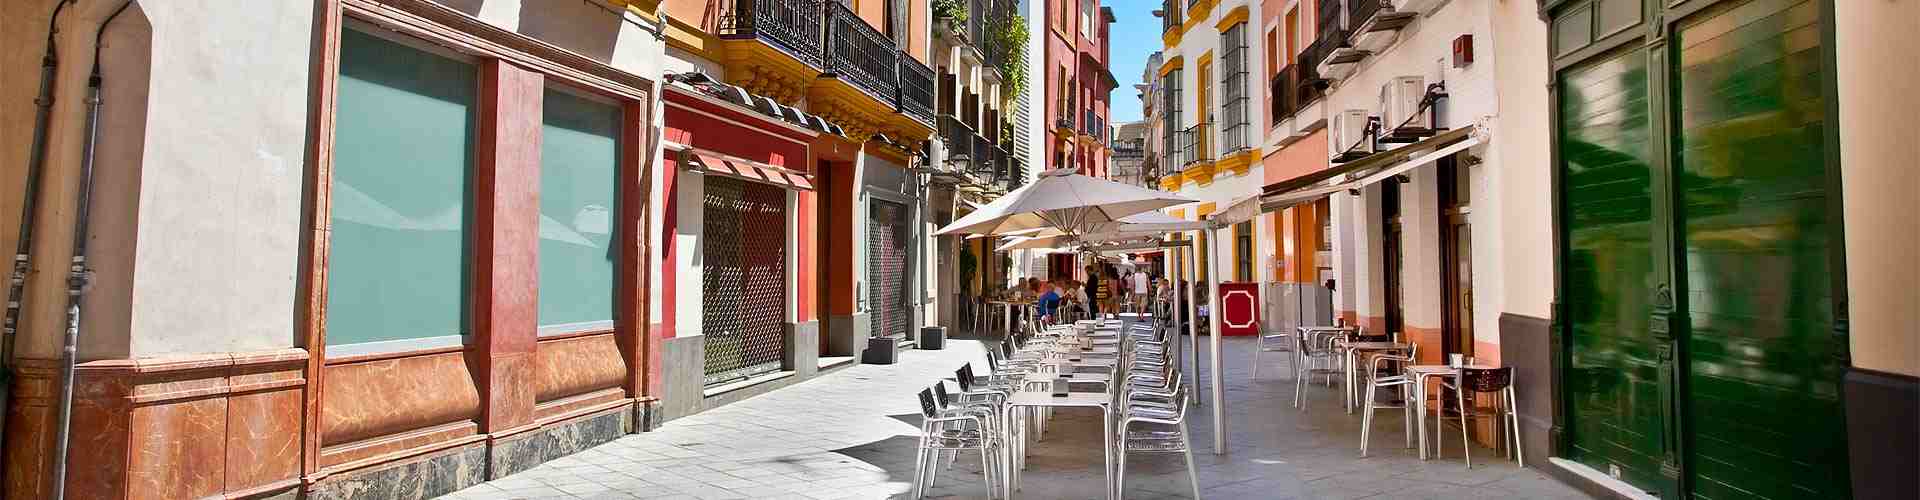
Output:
[1216, 282, 1261, 337]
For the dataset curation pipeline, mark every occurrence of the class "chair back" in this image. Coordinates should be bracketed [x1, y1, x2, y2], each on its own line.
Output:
[1353, 332, 1392, 343]
[955, 365, 976, 391]
[1461, 366, 1514, 393]
[932, 380, 952, 407]
[985, 348, 1002, 373]
[918, 388, 939, 419]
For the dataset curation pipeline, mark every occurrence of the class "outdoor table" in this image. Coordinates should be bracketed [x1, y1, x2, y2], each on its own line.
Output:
[990, 300, 1034, 336]
[1404, 364, 1497, 460]
[1342, 341, 1412, 413]
[1006, 390, 1117, 499]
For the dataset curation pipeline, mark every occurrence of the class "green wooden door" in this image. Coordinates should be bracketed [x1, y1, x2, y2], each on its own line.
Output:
[1670, 0, 1849, 497]
[1558, 46, 1667, 490]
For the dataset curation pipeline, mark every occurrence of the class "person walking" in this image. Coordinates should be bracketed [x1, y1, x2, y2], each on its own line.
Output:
[1131, 268, 1151, 311]
[1084, 266, 1104, 319]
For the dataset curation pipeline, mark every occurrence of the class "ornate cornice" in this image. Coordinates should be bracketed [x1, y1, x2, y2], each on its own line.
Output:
[720, 41, 818, 106]
[1182, 161, 1218, 186]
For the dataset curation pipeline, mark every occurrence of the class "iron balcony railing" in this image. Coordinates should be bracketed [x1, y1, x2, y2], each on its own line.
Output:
[1349, 0, 1384, 31]
[1161, 0, 1183, 33]
[1082, 110, 1103, 139]
[939, 113, 971, 161]
[897, 53, 936, 125]
[723, 0, 934, 126]
[1297, 28, 1345, 102]
[972, 134, 997, 185]
[1179, 121, 1215, 168]
[824, 1, 897, 101]
[1271, 65, 1296, 126]
[720, 0, 826, 68]
[994, 144, 1014, 190]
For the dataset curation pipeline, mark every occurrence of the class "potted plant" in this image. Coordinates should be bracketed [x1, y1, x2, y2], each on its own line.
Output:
[933, 0, 967, 38]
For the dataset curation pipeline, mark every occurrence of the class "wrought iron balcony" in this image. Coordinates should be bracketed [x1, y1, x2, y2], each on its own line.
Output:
[824, 1, 897, 101]
[1349, 0, 1384, 31]
[898, 53, 937, 125]
[969, 0, 989, 51]
[1161, 0, 1182, 33]
[1179, 122, 1215, 168]
[719, 0, 826, 68]
[1271, 65, 1296, 125]
[971, 134, 998, 186]
[994, 145, 1015, 190]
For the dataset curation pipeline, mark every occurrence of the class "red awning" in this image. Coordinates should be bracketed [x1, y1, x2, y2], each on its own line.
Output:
[675, 147, 815, 191]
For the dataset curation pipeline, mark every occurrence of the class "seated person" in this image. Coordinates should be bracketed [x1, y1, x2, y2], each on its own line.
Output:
[1036, 284, 1062, 322]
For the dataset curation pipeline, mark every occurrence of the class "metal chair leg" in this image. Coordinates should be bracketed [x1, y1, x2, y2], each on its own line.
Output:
[1361, 380, 1378, 457]
[1458, 385, 1472, 468]
[1509, 386, 1525, 468]
[1181, 421, 1201, 499]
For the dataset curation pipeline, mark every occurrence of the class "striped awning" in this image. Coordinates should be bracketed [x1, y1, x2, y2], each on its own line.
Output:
[698, 83, 847, 137]
[675, 147, 815, 191]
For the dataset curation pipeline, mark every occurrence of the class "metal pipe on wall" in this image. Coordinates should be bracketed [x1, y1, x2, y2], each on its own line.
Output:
[1, 1, 75, 494]
[49, 2, 133, 498]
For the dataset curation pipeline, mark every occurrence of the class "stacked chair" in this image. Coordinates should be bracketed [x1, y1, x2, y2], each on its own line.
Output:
[1114, 318, 1202, 499]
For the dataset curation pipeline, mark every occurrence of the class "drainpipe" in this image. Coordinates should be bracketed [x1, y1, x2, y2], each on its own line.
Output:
[1, 1, 75, 492]
[49, 2, 132, 498]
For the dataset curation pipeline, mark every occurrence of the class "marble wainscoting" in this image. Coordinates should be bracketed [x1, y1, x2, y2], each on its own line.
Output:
[29, 349, 309, 500]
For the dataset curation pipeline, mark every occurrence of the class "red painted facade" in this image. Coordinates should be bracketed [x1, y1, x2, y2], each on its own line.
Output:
[1045, 0, 1114, 177]
[656, 89, 820, 340]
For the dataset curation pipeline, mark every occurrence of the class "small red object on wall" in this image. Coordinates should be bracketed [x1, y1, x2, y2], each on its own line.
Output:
[1216, 282, 1261, 336]
[1453, 34, 1474, 68]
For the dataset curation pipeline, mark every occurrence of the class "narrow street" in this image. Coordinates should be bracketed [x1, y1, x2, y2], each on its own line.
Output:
[443, 338, 1587, 500]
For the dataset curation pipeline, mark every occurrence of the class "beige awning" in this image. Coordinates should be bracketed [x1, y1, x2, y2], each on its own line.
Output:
[1254, 124, 1488, 214]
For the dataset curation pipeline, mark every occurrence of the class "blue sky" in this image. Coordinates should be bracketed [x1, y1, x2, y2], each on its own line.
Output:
[1104, 2, 1162, 124]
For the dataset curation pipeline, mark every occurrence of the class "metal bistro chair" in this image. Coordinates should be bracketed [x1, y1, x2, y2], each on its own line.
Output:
[1293, 331, 1346, 410]
[913, 388, 1004, 499]
[1435, 366, 1523, 468]
[1116, 386, 1201, 499]
[1253, 327, 1293, 380]
[1358, 343, 1418, 457]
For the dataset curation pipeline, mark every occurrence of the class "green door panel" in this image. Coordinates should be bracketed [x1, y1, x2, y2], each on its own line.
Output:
[1559, 46, 1666, 490]
[1672, 0, 1848, 498]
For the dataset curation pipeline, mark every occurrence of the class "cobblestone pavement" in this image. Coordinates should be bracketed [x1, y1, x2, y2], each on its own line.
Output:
[444, 336, 1591, 499]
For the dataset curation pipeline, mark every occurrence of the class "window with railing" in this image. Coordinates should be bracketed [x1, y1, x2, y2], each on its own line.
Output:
[825, 1, 897, 100]
[1161, 68, 1183, 176]
[1161, 0, 1182, 33]
[1220, 22, 1251, 153]
[1179, 122, 1214, 167]
[1270, 65, 1294, 126]
[898, 53, 936, 125]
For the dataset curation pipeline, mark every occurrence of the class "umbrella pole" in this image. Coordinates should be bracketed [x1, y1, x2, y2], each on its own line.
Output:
[1175, 236, 1190, 403]
[1209, 225, 1226, 454]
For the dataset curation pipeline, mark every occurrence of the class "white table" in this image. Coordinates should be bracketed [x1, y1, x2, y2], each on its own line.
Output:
[1007, 390, 1116, 499]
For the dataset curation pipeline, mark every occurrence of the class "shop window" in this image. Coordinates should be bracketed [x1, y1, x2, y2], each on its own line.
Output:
[537, 87, 622, 333]
[327, 28, 476, 352]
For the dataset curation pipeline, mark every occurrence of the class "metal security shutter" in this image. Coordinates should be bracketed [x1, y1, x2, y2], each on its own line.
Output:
[702, 176, 788, 385]
[867, 199, 911, 340]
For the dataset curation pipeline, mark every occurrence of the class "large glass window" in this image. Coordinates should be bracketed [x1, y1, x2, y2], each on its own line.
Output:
[327, 28, 476, 352]
[538, 87, 622, 332]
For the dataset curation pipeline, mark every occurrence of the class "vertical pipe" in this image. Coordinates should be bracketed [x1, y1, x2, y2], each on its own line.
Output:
[2, 2, 74, 491]
[1209, 225, 1225, 454]
[51, 3, 132, 497]
[1183, 241, 1198, 404]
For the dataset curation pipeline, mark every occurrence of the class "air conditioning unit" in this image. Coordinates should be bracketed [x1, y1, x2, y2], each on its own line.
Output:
[1388, 0, 1446, 17]
[1379, 76, 1432, 142]
[1328, 109, 1374, 163]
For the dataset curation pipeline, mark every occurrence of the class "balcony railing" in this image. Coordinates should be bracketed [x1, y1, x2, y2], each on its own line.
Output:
[1179, 122, 1215, 168]
[720, 0, 826, 68]
[1349, 0, 1384, 31]
[1297, 29, 1345, 101]
[1161, 0, 1183, 33]
[972, 134, 998, 185]
[940, 113, 976, 173]
[725, 0, 935, 126]
[1271, 65, 1296, 125]
[1082, 110, 1104, 139]
[995, 145, 1014, 190]
[824, 1, 897, 101]
[898, 53, 936, 125]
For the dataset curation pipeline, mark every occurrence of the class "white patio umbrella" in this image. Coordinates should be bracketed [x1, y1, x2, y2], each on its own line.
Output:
[935, 169, 1195, 237]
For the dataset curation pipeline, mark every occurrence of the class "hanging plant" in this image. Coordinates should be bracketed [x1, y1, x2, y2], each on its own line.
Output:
[988, 13, 1030, 101]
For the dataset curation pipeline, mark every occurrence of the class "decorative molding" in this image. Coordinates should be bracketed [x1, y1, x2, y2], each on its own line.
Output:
[1215, 5, 1250, 32]
[720, 41, 818, 106]
[808, 79, 896, 144]
[1182, 160, 1218, 186]
[1158, 55, 1185, 78]
[342, 0, 654, 99]
[1216, 148, 1258, 176]
[1160, 174, 1183, 191]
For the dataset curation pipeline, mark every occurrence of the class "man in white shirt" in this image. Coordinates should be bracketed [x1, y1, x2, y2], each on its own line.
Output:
[1131, 270, 1151, 310]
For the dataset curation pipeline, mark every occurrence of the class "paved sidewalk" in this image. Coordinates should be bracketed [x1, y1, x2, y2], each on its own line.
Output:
[444, 337, 1590, 499]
